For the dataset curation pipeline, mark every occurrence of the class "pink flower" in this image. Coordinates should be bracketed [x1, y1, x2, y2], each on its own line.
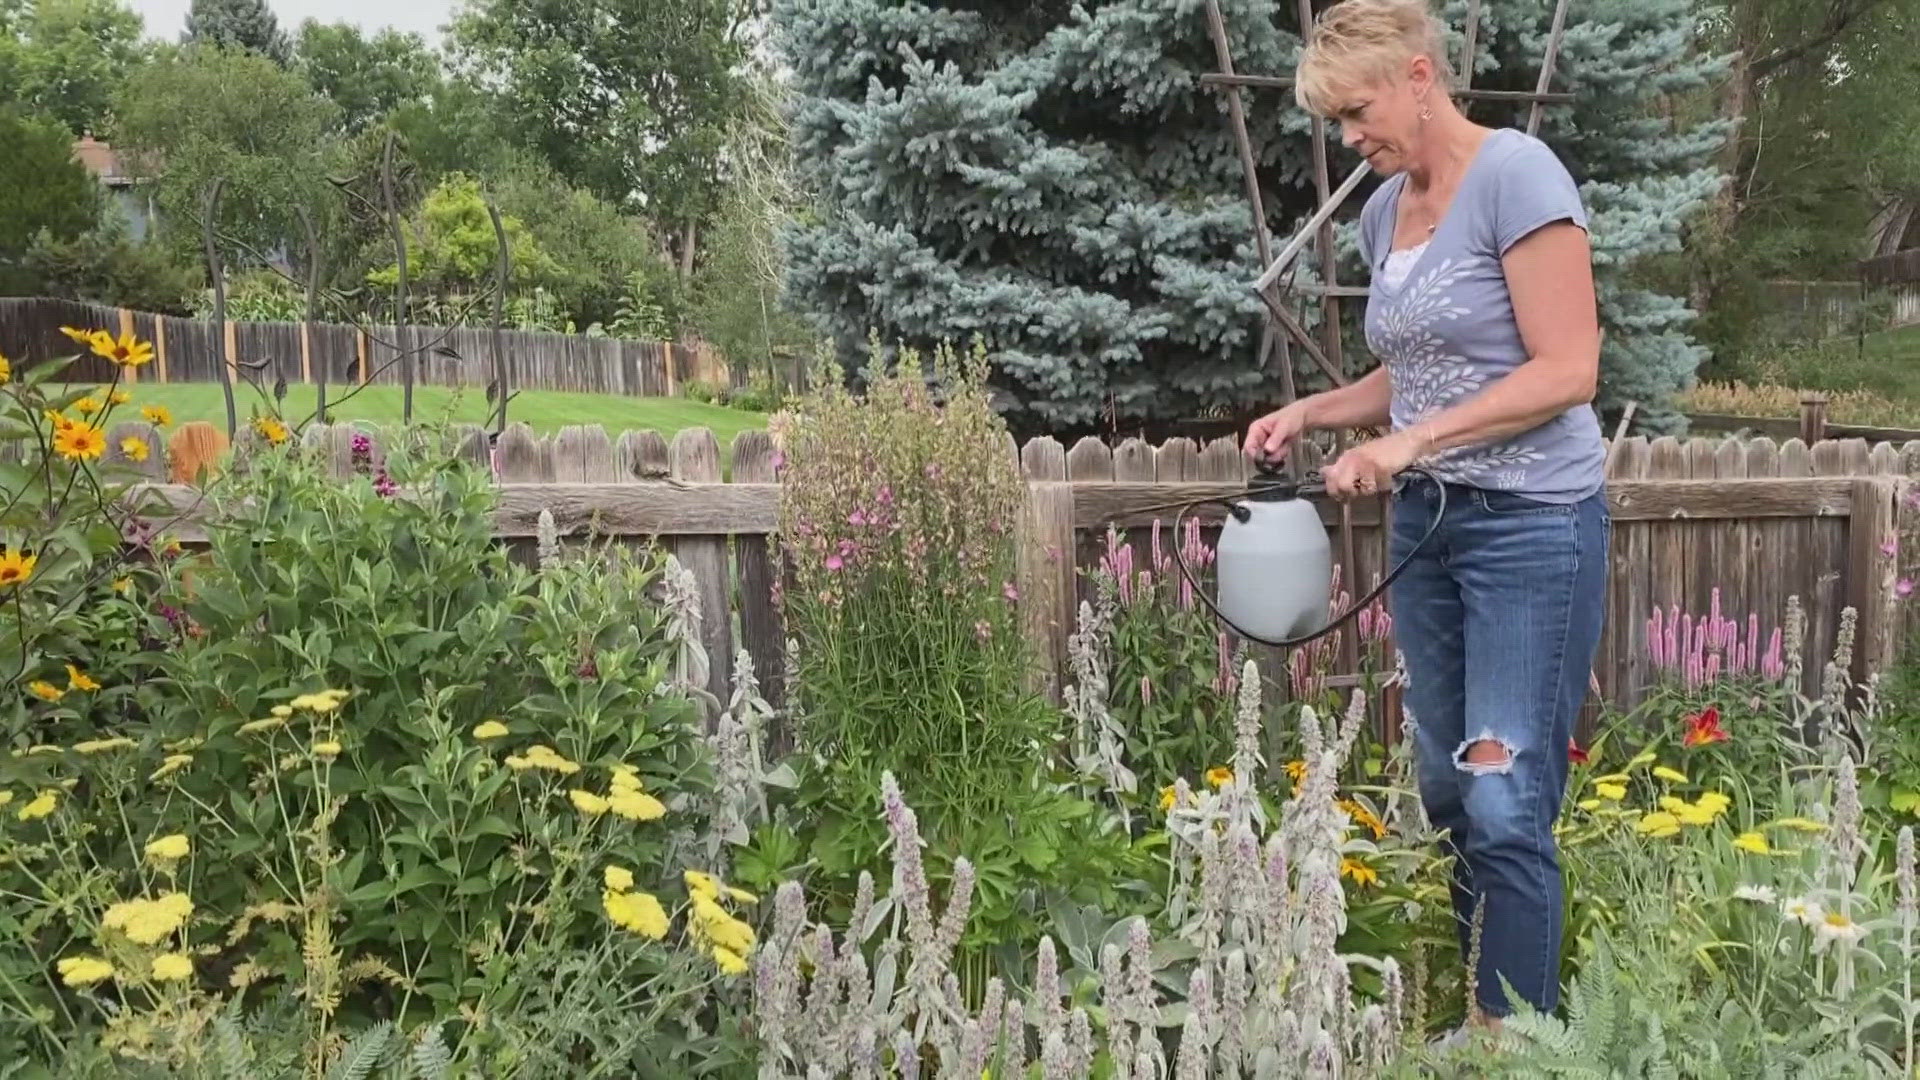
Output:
[1003, 581, 1020, 602]
[770, 450, 785, 471]
[1897, 577, 1915, 599]
[1882, 536, 1899, 559]
[849, 510, 868, 527]
[877, 485, 893, 505]
[825, 554, 844, 572]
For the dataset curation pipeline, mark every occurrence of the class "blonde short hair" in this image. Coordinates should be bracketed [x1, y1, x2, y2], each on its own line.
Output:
[1295, 0, 1453, 116]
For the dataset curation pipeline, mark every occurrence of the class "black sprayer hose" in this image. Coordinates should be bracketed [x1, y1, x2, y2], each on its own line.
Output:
[1161, 464, 1448, 650]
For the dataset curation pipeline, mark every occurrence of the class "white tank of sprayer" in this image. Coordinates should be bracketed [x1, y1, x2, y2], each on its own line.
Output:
[1213, 491, 1333, 643]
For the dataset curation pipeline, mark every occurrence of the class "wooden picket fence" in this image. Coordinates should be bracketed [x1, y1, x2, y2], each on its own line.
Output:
[0, 297, 738, 395]
[112, 421, 1917, 734]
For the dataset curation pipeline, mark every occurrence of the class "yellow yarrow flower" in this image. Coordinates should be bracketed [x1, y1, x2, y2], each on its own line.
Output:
[145, 834, 190, 863]
[523, 745, 581, 775]
[685, 870, 720, 900]
[237, 716, 286, 735]
[1627, 750, 1658, 768]
[1594, 782, 1627, 802]
[0, 548, 36, 589]
[103, 892, 193, 945]
[1652, 766, 1689, 784]
[472, 720, 509, 740]
[727, 886, 759, 905]
[57, 956, 115, 987]
[713, 946, 750, 976]
[1732, 831, 1772, 855]
[604, 865, 635, 892]
[602, 889, 669, 939]
[149, 953, 193, 982]
[1769, 817, 1827, 832]
[74, 737, 135, 754]
[609, 788, 666, 821]
[290, 689, 349, 713]
[691, 895, 756, 955]
[17, 790, 57, 821]
[570, 790, 609, 816]
[311, 740, 342, 760]
[504, 755, 533, 771]
[150, 754, 192, 781]
[1635, 812, 1681, 838]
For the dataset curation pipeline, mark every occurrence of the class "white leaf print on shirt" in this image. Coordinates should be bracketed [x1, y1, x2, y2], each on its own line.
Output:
[1369, 257, 1545, 487]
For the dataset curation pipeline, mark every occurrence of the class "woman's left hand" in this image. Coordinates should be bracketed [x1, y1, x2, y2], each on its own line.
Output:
[1322, 433, 1421, 500]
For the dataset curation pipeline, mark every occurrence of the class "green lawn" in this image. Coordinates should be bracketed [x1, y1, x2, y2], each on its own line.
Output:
[60, 382, 767, 449]
[1764, 323, 1920, 403]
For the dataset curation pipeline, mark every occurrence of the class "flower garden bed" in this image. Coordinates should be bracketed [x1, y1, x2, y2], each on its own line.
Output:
[5, 331, 1920, 1077]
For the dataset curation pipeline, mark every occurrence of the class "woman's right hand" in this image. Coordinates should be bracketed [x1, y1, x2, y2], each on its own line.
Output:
[1243, 402, 1312, 466]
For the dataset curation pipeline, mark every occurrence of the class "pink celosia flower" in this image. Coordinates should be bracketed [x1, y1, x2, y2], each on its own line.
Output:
[1898, 578, 1915, 599]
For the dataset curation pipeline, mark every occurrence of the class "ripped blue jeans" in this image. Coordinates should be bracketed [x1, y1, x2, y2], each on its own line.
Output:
[1387, 476, 1609, 1018]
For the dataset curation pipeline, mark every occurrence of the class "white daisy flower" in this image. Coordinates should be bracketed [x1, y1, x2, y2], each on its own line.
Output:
[1733, 884, 1777, 904]
[1779, 895, 1823, 926]
[1811, 909, 1869, 952]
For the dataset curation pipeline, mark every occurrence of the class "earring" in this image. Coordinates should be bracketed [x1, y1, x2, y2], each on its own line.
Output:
[1419, 99, 1433, 122]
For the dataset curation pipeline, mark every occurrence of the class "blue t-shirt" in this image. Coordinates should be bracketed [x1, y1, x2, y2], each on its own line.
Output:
[1357, 127, 1606, 503]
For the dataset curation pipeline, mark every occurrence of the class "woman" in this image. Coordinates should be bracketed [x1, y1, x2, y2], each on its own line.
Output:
[1243, 0, 1610, 1038]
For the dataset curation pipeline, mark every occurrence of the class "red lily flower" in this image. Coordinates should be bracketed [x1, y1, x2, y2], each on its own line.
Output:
[1682, 705, 1728, 747]
[1568, 738, 1590, 765]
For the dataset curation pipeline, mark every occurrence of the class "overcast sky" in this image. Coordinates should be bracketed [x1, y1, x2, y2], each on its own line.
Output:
[128, 0, 459, 44]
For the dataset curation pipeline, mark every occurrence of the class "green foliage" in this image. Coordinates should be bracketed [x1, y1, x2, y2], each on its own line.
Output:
[0, 0, 150, 136]
[294, 20, 441, 136]
[485, 155, 671, 329]
[449, 0, 747, 234]
[0, 402, 752, 1074]
[365, 173, 558, 301]
[0, 106, 100, 290]
[762, 340, 1161, 974]
[183, 0, 289, 66]
[18, 221, 202, 314]
[109, 43, 344, 260]
[0, 333, 155, 750]
[772, 0, 1729, 436]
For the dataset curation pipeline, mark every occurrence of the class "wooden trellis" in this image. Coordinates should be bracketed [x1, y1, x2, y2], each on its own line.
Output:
[1198, 0, 1579, 677]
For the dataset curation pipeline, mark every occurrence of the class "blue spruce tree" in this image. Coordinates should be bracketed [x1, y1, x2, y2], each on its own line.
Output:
[771, 0, 1727, 436]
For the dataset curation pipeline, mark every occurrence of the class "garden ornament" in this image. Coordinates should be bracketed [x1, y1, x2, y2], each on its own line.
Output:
[1163, 455, 1447, 648]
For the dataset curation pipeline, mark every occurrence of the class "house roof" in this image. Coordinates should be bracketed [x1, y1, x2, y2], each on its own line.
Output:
[71, 134, 141, 187]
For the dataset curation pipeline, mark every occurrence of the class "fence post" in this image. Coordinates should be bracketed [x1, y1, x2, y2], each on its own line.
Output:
[1846, 477, 1903, 696]
[1800, 393, 1829, 445]
[117, 307, 137, 385]
[153, 317, 168, 383]
[1018, 481, 1078, 704]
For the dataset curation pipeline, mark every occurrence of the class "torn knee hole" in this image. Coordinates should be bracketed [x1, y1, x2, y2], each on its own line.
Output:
[1454, 736, 1515, 775]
